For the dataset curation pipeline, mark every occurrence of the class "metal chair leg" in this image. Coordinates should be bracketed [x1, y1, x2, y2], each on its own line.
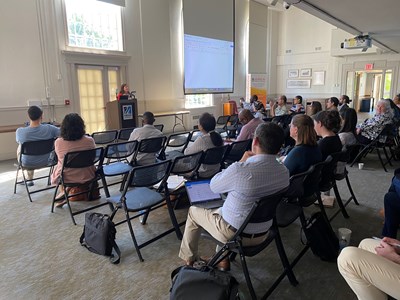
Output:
[125, 209, 144, 262]
[345, 174, 359, 205]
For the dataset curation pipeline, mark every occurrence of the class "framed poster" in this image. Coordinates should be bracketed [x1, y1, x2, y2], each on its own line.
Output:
[300, 68, 312, 77]
[287, 79, 311, 89]
[288, 69, 299, 78]
[312, 71, 325, 85]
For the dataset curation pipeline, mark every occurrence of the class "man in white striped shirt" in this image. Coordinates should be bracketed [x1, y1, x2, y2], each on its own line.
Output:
[179, 122, 289, 268]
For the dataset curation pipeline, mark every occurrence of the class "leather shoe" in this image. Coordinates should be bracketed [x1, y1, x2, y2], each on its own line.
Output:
[200, 256, 230, 272]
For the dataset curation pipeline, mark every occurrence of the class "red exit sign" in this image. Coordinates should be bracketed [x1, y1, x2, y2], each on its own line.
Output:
[365, 63, 374, 70]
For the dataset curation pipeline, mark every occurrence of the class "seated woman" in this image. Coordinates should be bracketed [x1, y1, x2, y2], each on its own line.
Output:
[51, 113, 97, 206]
[313, 110, 342, 160]
[289, 95, 305, 114]
[339, 108, 358, 147]
[184, 112, 223, 178]
[356, 99, 393, 144]
[283, 114, 322, 175]
[338, 237, 400, 300]
[310, 101, 322, 116]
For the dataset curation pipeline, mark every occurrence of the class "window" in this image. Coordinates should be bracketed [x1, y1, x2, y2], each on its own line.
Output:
[65, 0, 123, 51]
[185, 94, 213, 108]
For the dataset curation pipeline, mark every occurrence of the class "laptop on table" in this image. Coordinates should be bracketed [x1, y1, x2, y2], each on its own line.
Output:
[185, 180, 224, 209]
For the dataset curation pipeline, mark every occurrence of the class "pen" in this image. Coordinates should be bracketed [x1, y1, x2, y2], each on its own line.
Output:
[372, 236, 400, 248]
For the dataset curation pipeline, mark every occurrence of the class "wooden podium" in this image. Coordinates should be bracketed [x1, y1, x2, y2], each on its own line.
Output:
[223, 102, 235, 116]
[106, 99, 138, 129]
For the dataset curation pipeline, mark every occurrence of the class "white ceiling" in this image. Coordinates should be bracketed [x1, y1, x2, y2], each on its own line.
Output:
[255, 0, 400, 53]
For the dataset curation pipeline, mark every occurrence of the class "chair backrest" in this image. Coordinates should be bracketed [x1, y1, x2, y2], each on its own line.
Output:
[224, 139, 252, 163]
[104, 140, 138, 160]
[216, 115, 230, 128]
[301, 157, 331, 200]
[201, 145, 229, 166]
[319, 155, 336, 187]
[118, 127, 135, 141]
[169, 151, 203, 175]
[190, 129, 201, 142]
[285, 165, 314, 200]
[91, 130, 118, 145]
[21, 138, 56, 156]
[154, 124, 164, 132]
[233, 188, 288, 236]
[227, 114, 238, 126]
[127, 160, 172, 188]
[62, 147, 104, 170]
[165, 131, 191, 150]
[136, 136, 167, 154]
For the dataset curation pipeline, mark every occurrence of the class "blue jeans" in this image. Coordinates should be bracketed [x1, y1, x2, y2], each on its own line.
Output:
[381, 184, 400, 238]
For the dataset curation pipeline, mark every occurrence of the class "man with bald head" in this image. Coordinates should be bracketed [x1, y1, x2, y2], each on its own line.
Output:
[236, 109, 263, 141]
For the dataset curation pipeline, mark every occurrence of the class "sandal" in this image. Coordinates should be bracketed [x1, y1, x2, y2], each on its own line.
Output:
[55, 199, 67, 208]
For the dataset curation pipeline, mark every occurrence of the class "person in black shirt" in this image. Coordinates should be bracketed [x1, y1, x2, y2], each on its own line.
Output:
[313, 110, 342, 159]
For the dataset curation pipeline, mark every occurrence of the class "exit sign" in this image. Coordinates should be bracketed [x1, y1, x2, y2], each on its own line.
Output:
[365, 63, 374, 70]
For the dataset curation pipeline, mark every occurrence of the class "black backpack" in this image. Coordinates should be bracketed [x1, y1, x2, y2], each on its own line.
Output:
[303, 212, 339, 261]
[170, 265, 239, 300]
[80, 212, 121, 264]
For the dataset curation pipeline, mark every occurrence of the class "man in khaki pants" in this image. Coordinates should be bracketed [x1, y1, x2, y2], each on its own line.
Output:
[179, 122, 289, 270]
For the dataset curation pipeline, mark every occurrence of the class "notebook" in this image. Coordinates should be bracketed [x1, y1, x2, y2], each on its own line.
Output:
[185, 180, 224, 209]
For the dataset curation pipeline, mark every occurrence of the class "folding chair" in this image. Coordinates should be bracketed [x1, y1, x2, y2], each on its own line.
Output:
[350, 124, 395, 172]
[223, 139, 252, 167]
[215, 115, 230, 136]
[117, 127, 135, 141]
[226, 114, 239, 138]
[189, 129, 201, 142]
[130, 136, 167, 166]
[91, 130, 118, 146]
[196, 145, 229, 179]
[14, 138, 57, 202]
[107, 160, 183, 261]
[100, 140, 138, 197]
[158, 131, 192, 160]
[50, 147, 107, 225]
[154, 124, 164, 132]
[204, 189, 298, 300]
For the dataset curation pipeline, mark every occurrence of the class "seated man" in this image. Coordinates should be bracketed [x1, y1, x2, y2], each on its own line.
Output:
[269, 95, 288, 117]
[338, 237, 400, 300]
[179, 122, 289, 269]
[16, 106, 60, 186]
[382, 173, 400, 239]
[128, 111, 164, 165]
[236, 109, 263, 141]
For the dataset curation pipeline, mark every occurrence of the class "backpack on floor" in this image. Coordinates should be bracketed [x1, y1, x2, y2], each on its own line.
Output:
[303, 212, 339, 262]
[170, 265, 239, 300]
[80, 212, 121, 264]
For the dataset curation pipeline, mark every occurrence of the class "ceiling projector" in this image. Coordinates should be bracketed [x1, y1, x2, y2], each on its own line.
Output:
[341, 35, 372, 52]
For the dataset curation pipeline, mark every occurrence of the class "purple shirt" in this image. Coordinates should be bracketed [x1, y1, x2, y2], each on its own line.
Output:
[236, 118, 263, 141]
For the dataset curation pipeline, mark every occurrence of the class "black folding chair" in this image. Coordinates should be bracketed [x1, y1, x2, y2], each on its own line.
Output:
[117, 127, 135, 141]
[130, 136, 167, 166]
[14, 138, 57, 202]
[100, 140, 138, 197]
[50, 147, 107, 225]
[154, 124, 164, 132]
[226, 114, 239, 138]
[189, 129, 201, 142]
[107, 160, 183, 261]
[196, 145, 229, 179]
[223, 139, 252, 167]
[159, 131, 192, 160]
[204, 189, 297, 300]
[91, 130, 118, 146]
[215, 115, 230, 136]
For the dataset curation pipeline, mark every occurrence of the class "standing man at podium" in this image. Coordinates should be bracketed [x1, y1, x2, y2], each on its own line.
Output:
[128, 111, 164, 165]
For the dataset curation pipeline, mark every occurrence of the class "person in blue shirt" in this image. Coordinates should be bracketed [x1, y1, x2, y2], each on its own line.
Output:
[283, 114, 322, 175]
[16, 106, 60, 185]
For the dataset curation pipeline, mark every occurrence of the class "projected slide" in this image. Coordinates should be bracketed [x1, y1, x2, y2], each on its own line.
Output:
[184, 34, 234, 94]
